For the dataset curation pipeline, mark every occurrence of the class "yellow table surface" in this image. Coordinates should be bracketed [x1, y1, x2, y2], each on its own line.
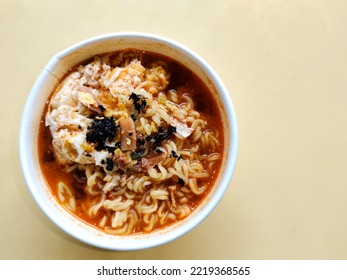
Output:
[1, 0, 347, 260]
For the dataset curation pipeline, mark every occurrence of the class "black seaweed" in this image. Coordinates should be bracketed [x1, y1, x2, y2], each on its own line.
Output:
[170, 150, 183, 161]
[137, 137, 145, 147]
[106, 146, 116, 153]
[115, 141, 121, 149]
[178, 178, 185, 186]
[130, 149, 144, 160]
[98, 105, 106, 112]
[171, 150, 179, 158]
[106, 158, 114, 171]
[152, 126, 176, 148]
[129, 92, 147, 114]
[86, 116, 118, 151]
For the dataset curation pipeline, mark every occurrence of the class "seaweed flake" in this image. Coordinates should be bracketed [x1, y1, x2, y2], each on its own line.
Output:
[171, 150, 179, 158]
[106, 158, 114, 171]
[129, 92, 147, 114]
[152, 126, 176, 148]
[98, 105, 106, 112]
[178, 178, 185, 186]
[130, 149, 144, 160]
[86, 116, 118, 151]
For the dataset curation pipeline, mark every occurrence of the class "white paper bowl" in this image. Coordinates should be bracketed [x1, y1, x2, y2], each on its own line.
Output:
[19, 32, 238, 250]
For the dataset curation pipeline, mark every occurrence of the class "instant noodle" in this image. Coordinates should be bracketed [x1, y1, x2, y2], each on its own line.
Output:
[38, 49, 223, 235]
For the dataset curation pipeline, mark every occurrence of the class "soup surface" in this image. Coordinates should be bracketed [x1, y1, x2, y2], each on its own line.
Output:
[39, 49, 223, 235]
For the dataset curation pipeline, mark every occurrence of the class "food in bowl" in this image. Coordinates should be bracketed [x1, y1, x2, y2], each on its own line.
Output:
[39, 49, 224, 235]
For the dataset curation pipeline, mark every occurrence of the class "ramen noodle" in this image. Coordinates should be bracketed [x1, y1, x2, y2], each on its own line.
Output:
[39, 49, 223, 234]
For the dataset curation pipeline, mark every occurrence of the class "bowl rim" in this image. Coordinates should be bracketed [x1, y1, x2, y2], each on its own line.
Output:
[19, 32, 238, 250]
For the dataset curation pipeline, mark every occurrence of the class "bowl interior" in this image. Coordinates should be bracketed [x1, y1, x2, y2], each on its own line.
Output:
[20, 33, 237, 250]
